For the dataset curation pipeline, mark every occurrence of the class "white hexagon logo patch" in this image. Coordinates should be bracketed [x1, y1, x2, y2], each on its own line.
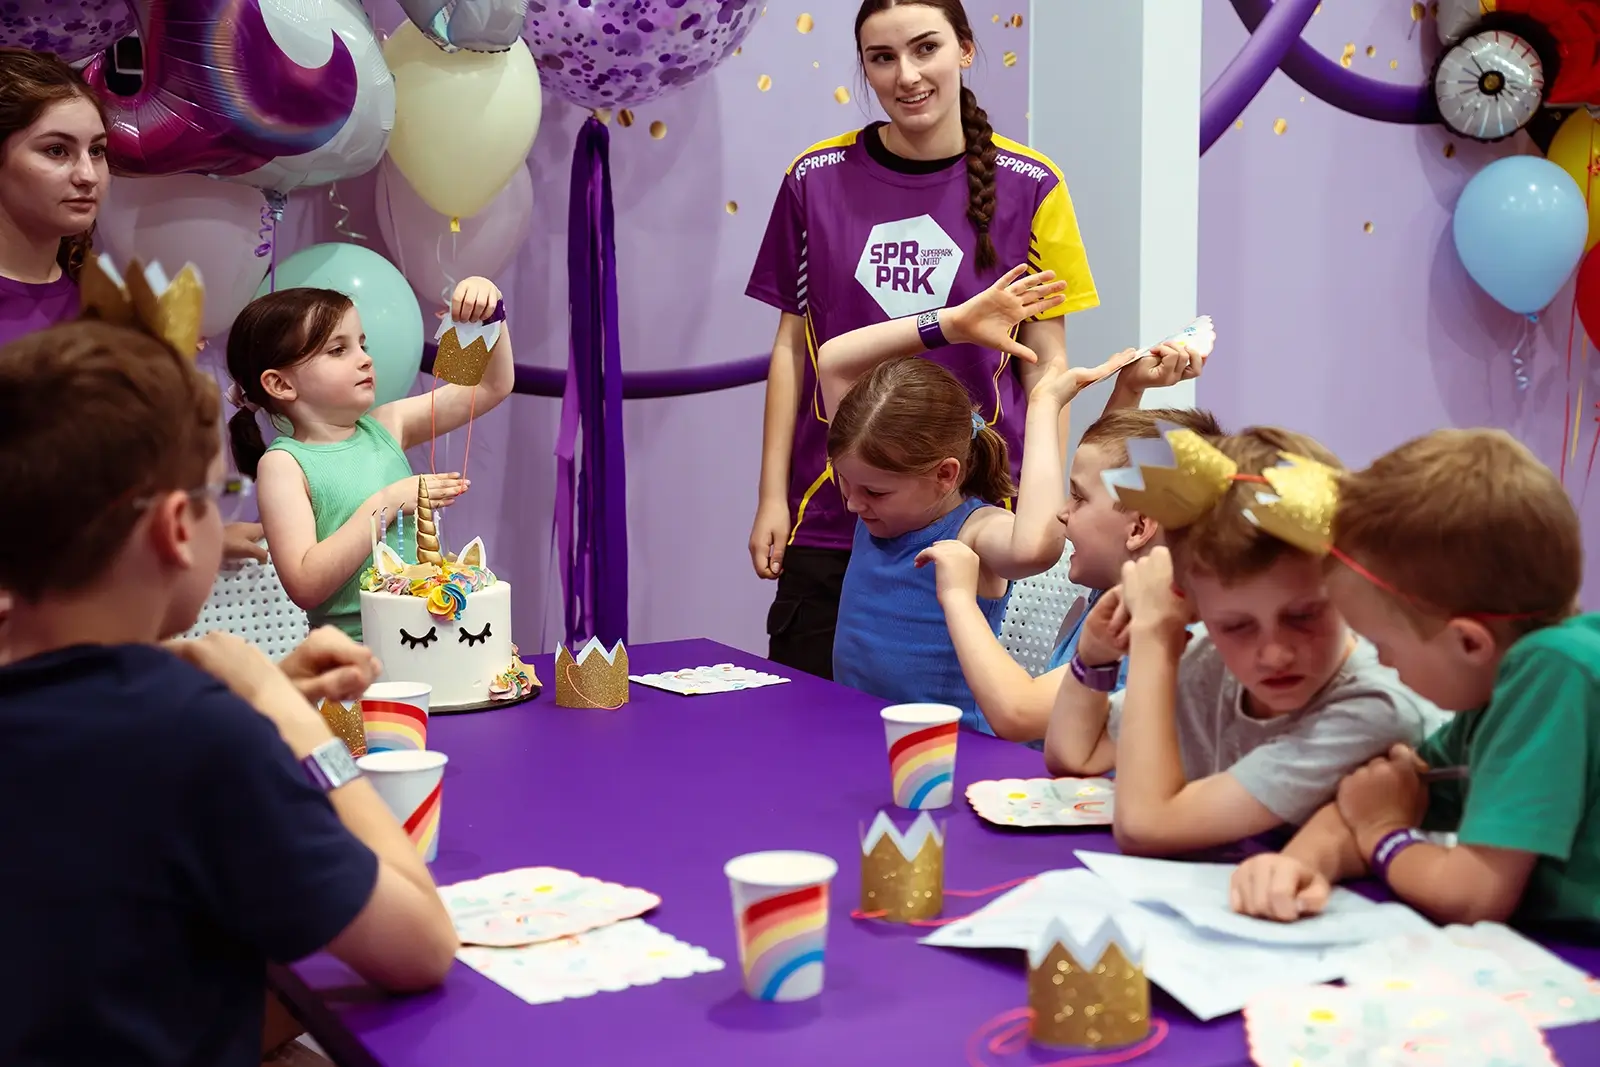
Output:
[854, 214, 965, 319]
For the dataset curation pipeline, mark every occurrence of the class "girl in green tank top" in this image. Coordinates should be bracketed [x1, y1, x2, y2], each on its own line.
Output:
[224, 278, 517, 640]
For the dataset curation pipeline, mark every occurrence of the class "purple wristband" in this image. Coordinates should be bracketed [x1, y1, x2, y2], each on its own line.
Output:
[916, 310, 948, 349]
[484, 299, 507, 325]
[1369, 827, 1426, 883]
[1069, 652, 1122, 693]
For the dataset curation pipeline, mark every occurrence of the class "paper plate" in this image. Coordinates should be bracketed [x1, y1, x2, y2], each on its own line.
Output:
[966, 777, 1114, 828]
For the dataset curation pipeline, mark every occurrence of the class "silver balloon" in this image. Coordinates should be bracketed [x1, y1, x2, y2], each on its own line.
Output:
[1434, 0, 1485, 47]
[396, 0, 528, 53]
[1434, 29, 1546, 142]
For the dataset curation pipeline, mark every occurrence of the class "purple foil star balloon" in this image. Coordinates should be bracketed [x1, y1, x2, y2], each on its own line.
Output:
[524, 0, 760, 110]
[0, 1, 136, 64]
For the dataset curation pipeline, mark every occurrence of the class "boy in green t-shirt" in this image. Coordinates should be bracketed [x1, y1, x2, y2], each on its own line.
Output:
[1229, 428, 1599, 928]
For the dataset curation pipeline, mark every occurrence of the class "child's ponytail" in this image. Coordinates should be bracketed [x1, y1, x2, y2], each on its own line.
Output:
[229, 409, 268, 479]
[960, 420, 1015, 506]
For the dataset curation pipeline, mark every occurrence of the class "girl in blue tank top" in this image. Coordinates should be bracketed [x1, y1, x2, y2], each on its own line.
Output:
[820, 266, 1123, 733]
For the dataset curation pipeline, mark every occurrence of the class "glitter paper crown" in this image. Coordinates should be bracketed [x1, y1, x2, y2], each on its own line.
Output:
[1100, 422, 1339, 555]
[555, 638, 629, 709]
[1028, 916, 1150, 1049]
[432, 314, 500, 387]
[859, 811, 944, 922]
[77, 253, 205, 360]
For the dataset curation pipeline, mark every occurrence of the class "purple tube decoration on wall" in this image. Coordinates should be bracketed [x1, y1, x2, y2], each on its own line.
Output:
[554, 117, 629, 648]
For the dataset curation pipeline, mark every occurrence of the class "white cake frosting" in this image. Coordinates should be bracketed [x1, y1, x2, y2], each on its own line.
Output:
[358, 538, 536, 710]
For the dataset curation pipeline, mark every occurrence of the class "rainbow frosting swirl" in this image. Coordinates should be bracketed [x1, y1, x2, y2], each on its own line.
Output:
[360, 562, 496, 622]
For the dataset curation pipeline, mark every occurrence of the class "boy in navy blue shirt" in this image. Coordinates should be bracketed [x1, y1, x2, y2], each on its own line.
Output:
[0, 316, 458, 1067]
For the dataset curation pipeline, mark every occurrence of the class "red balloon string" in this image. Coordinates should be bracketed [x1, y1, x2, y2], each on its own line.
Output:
[1584, 400, 1600, 508]
[850, 875, 1037, 927]
[964, 1010, 1170, 1067]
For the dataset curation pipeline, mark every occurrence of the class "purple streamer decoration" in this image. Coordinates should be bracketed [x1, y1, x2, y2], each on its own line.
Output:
[1202, 0, 1321, 152]
[1223, 0, 1438, 129]
[422, 346, 769, 398]
[254, 204, 274, 258]
[554, 118, 629, 648]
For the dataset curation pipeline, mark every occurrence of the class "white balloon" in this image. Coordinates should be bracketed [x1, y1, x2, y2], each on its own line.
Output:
[232, 0, 397, 195]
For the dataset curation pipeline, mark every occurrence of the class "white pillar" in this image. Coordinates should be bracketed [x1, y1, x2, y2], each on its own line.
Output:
[1030, 0, 1203, 454]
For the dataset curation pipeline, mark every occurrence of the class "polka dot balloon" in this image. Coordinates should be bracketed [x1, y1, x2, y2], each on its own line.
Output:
[0, 1, 135, 63]
[524, 0, 760, 110]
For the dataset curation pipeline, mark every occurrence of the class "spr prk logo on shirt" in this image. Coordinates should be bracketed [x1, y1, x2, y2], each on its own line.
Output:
[854, 214, 965, 320]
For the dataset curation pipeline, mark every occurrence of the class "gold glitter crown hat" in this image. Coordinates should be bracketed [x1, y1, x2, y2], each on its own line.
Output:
[77, 253, 205, 360]
[1100, 422, 1237, 530]
[859, 811, 944, 922]
[1238, 453, 1340, 556]
[1028, 915, 1149, 1050]
[555, 637, 629, 709]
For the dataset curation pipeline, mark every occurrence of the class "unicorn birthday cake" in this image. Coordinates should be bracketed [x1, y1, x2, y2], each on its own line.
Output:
[358, 482, 538, 711]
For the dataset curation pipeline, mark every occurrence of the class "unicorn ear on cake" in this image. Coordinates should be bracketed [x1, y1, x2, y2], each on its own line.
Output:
[375, 542, 409, 576]
[456, 536, 487, 569]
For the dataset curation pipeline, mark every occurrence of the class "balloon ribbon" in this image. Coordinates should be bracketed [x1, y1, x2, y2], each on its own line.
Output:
[554, 117, 629, 647]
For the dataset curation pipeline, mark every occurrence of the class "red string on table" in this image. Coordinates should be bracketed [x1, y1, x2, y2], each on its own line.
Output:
[964, 1010, 1168, 1067]
[850, 875, 1035, 927]
[561, 662, 627, 710]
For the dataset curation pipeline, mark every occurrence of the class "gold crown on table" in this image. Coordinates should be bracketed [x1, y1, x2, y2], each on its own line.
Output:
[77, 253, 205, 360]
[431, 314, 500, 387]
[859, 811, 944, 922]
[1100, 421, 1340, 556]
[555, 637, 629, 709]
[1028, 916, 1150, 1050]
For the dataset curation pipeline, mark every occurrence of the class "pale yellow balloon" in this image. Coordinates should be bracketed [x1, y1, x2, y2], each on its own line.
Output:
[383, 22, 543, 220]
[1547, 109, 1600, 253]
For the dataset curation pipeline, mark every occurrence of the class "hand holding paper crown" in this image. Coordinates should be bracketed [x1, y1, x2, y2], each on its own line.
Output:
[77, 253, 205, 360]
[1099, 422, 1339, 555]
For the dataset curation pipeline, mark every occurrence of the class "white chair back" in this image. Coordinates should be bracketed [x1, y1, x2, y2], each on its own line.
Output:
[181, 559, 309, 662]
[999, 543, 1095, 677]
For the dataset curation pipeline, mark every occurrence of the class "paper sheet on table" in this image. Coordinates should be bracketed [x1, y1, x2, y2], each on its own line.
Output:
[439, 867, 661, 947]
[1339, 922, 1600, 1030]
[922, 869, 1353, 1021]
[628, 663, 791, 696]
[456, 918, 724, 1005]
[1075, 851, 1434, 947]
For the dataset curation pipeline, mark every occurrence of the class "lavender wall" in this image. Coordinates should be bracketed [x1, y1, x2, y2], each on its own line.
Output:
[1200, 0, 1600, 608]
[257, 1, 1036, 654]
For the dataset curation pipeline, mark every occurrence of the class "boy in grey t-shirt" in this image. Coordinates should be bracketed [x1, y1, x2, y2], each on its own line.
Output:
[1044, 427, 1441, 855]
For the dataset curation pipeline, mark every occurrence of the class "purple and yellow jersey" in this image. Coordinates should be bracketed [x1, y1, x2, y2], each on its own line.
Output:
[746, 126, 1099, 552]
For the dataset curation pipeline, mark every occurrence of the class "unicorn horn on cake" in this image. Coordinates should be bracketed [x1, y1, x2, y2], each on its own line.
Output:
[415, 477, 443, 566]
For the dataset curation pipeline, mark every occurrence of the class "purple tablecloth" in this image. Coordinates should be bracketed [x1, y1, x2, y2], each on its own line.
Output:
[289, 639, 1600, 1066]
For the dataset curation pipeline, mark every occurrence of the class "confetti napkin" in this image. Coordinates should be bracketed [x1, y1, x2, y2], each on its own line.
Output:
[440, 867, 661, 948]
[458, 918, 724, 1005]
[629, 663, 791, 696]
[1244, 984, 1557, 1067]
[966, 777, 1114, 827]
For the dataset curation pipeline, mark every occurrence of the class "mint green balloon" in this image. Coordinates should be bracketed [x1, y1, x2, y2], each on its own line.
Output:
[255, 243, 424, 408]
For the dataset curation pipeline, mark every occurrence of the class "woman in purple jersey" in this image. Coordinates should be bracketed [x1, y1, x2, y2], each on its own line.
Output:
[747, 0, 1170, 680]
[0, 49, 265, 643]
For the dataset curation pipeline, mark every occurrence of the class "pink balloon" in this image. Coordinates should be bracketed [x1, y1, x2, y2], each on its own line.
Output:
[374, 156, 533, 308]
[97, 174, 270, 339]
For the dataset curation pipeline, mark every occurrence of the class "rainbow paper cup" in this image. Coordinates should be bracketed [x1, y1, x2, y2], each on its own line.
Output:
[882, 703, 961, 810]
[725, 851, 837, 1002]
[360, 681, 431, 752]
[357, 750, 447, 863]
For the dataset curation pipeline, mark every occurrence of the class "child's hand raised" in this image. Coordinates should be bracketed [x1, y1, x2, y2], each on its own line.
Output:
[384, 473, 470, 515]
[1027, 349, 1127, 408]
[1116, 341, 1204, 395]
[943, 265, 1067, 361]
[914, 539, 982, 605]
[450, 277, 503, 323]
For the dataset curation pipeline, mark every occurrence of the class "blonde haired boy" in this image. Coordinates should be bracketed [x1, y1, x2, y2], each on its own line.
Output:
[1231, 429, 1598, 926]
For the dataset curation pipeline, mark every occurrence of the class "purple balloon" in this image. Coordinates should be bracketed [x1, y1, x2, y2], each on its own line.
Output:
[0, 1, 135, 63]
[523, 0, 759, 110]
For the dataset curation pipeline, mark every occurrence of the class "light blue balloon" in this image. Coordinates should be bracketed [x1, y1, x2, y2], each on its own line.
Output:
[255, 243, 424, 408]
[1453, 156, 1588, 315]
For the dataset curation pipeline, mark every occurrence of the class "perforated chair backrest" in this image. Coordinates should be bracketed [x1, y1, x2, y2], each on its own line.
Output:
[181, 559, 309, 662]
[999, 543, 1095, 677]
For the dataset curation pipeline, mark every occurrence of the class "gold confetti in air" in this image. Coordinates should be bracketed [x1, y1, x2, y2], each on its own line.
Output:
[1002, 50, 1017, 67]
[992, 13, 1001, 22]
[1235, 118, 1244, 129]
[757, 74, 772, 91]
[733, 46, 742, 56]
[1363, 221, 1374, 233]
[834, 85, 851, 104]
[649, 120, 667, 139]
[617, 108, 634, 127]
[726, 201, 739, 215]
[1341, 43, 1356, 68]
[1009, 14, 1024, 27]
[1412, 2, 1426, 19]
[1314, 2, 1321, 11]
[1366, 45, 1376, 57]
[1444, 142, 1457, 158]
[813, 60, 819, 68]
[796, 12, 813, 33]
[1273, 118, 1288, 135]
[1390, 59, 1399, 69]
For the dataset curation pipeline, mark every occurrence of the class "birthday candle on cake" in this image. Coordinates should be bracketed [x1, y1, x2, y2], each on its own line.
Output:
[369, 512, 378, 564]
[416, 478, 442, 565]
